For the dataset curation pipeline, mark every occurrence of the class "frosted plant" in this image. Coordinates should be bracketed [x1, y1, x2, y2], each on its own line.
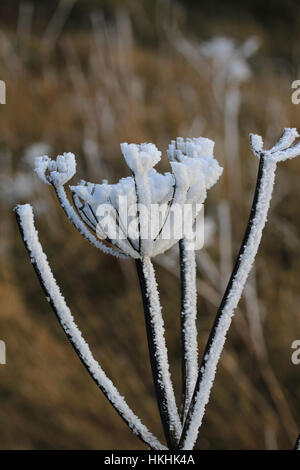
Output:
[15, 129, 300, 450]
[179, 127, 300, 450]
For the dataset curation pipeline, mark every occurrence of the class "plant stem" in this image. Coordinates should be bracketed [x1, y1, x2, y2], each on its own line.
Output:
[15, 204, 166, 450]
[179, 154, 277, 449]
[135, 257, 181, 449]
[53, 184, 129, 258]
[179, 238, 198, 422]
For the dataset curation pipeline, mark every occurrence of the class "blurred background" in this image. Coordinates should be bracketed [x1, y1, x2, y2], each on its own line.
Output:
[0, 0, 300, 450]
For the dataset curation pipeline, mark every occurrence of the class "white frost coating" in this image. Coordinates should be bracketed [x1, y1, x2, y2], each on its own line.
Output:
[151, 140, 222, 257]
[180, 239, 198, 420]
[167, 137, 223, 195]
[270, 141, 300, 162]
[120, 143, 161, 174]
[54, 184, 129, 259]
[166, 138, 222, 412]
[142, 256, 182, 440]
[167, 137, 214, 160]
[70, 138, 222, 258]
[16, 204, 166, 450]
[183, 159, 276, 449]
[249, 134, 263, 156]
[182, 129, 300, 450]
[268, 128, 299, 154]
[150, 161, 190, 257]
[165, 137, 222, 404]
[251, 128, 300, 162]
[35, 153, 76, 186]
[34, 139, 222, 259]
[34, 153, 134, 257]
[120, 144, 161, 256]
[35, 153, 137, 258]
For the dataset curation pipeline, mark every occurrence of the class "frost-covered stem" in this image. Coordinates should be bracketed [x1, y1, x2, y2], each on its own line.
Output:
[135, 257, 181, 449]
[294, 434, 300, 450]
[179, 238, 198, 422]
[179, 154, 277, 449]
[15, 204, 165, 450]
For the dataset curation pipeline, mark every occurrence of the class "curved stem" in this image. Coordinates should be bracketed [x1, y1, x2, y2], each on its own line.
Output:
[15, 204, 165, 450]
[179, 154, 277, 449]
[71, 192, 97, 232]
[179, 238, 198, 422]
[135, 257, 181, 449]
[53, 184, 129, 258]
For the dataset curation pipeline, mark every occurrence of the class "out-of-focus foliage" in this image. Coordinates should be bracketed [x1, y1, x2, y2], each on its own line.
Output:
[0, 0, 299, 450]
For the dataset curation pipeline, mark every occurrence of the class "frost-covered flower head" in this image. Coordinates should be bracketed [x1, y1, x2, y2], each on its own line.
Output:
[35, 138, 222, 259]
[200, 36, 260, 83]
[167, 137, 222, 190]
[35, 152, 76, 186]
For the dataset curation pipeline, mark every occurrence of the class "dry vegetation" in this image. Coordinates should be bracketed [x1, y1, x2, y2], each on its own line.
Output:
[0, 0, 300, 449]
